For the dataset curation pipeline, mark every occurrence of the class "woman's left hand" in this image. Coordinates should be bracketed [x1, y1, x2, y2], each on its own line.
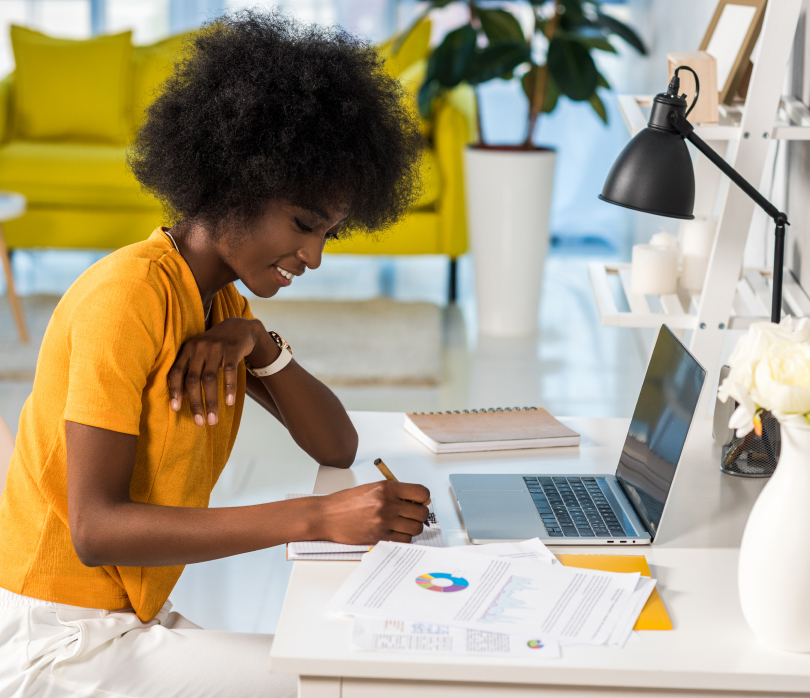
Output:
[168, 317, 277, 426]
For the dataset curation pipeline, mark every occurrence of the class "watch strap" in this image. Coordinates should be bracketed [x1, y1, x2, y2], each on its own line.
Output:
[246, 331, 293, 378]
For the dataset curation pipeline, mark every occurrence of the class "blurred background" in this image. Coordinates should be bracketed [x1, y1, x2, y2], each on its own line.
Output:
[0, 0, 807, 635]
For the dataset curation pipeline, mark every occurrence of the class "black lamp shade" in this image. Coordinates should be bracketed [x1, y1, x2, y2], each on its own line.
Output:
[599, 127, 695, 220]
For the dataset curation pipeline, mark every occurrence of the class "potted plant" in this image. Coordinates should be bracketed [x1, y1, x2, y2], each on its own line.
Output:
[718, 317, 810, 652]
[398, 0, 646, 335]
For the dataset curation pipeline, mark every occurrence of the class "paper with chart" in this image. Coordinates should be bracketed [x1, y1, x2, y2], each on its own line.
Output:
[455, 539, 655, 648]
[352, 617, 561, 658]
[330, 541, 640, 645]
[286, 494, 443, 560]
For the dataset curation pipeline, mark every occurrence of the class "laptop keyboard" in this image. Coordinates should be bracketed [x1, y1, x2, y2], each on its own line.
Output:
[523, 476, 627, 538]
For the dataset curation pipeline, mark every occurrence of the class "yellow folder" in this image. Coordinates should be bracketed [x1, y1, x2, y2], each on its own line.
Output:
[556, 554, 672, 630]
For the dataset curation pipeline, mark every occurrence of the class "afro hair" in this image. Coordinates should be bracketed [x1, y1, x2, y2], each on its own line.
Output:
[128, 10, 424, 237]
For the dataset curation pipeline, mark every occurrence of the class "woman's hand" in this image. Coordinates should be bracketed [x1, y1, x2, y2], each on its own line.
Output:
[312, 481, 431, 544]
[168, 317, 276, 426]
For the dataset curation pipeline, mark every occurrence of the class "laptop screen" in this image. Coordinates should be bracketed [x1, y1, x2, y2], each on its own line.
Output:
[615, 325, 705, 539]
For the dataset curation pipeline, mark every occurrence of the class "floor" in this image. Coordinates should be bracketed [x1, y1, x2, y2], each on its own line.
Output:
[0, 243, 652, 634]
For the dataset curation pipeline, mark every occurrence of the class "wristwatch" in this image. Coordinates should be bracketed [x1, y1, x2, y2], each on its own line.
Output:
[245, 331, 293, 377]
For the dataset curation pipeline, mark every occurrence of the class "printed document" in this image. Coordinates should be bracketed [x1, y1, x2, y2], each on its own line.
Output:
[352, 617, 561, 658]
[331, 541, 640, 645]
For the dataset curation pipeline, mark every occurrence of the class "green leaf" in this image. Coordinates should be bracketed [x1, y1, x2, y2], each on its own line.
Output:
[544, 72, 561, 113]
[589, 91, 608, 124]
[559, 0, 585, 25]
[417, 78, 443, 119]
[429, 24, 477, 88]
[521, 64, 560, 114]
[596, 71, 610, 90]
[466, 40, 532, 86]
[547, 37, 599, 101]
[391, 0, 458, 54]
[554, 28, 616, 53]
[595, 11, 647, 55]
[477, 8, 525, 44]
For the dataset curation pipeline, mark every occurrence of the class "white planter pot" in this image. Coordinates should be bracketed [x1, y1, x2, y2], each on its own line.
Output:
[738, 417, 810, 651]
[464, 147, 556, 337]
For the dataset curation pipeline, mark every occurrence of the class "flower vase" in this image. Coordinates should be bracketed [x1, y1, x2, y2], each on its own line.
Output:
[738, 417, 810, 651]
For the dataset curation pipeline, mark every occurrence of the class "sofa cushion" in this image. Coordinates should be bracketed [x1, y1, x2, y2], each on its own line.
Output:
[132, 32, 190, 131]
[0, 141, 158, 209]
[10, 25, 132, 144]
[380, 18, 431, 78]
[416, 147, 441, 208]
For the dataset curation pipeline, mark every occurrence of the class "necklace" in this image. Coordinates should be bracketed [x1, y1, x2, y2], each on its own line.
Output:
[165, 229, 212, 324]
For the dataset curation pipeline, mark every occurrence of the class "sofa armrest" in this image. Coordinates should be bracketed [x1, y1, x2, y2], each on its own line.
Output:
[433, 84, 477, 258]
[0, 74, 13, 143]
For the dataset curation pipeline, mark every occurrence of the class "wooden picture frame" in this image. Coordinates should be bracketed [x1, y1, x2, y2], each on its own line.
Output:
[699, 0, 767, 105]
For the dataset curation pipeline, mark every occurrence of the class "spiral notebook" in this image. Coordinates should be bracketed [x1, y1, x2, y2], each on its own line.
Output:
[404, 407, 580, 454]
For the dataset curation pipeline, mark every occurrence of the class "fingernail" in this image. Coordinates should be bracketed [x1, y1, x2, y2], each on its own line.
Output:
[194, 414, 204, 427]
[171, 399, 179, 411]
[208, 412, 216, 425]
[226, 394, 234, 406]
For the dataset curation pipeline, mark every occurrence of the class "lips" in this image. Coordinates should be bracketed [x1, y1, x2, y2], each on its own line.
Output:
[273, 264, 294, 287]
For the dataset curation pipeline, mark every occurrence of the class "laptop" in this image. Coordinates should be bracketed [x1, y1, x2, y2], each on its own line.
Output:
[450, 325, 705, 545]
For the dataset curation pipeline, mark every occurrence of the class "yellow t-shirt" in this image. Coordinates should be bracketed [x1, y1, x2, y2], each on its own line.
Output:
[0, 228, 253, 622]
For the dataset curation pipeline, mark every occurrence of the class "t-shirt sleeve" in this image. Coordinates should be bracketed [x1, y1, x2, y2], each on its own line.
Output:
[240, 293, 255, 321]
[64, 269, 166, 436]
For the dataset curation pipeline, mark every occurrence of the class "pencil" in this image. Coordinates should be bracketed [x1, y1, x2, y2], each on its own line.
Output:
[374, 458, 432, 525]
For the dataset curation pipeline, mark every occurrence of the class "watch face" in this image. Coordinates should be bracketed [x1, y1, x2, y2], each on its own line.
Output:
[269, 330, 292, 356]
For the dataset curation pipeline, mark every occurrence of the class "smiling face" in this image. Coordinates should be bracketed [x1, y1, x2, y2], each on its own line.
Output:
[217, 200, 350, 298]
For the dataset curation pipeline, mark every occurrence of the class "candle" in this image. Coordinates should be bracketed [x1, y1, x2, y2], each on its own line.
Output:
[681, 254, 709, 291]
[680, 216, 718, 258]
[632, 244, 678, 295]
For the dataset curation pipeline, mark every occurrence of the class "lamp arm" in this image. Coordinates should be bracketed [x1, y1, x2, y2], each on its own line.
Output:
[667, 111, 786, 225]
[667, 110, 787, 323]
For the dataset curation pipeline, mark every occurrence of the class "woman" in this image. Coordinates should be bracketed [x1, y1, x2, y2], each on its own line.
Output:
[0, 11, 428, 697]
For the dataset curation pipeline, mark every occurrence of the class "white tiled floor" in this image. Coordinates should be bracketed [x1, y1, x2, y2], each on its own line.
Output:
[0, 245, 652, 634]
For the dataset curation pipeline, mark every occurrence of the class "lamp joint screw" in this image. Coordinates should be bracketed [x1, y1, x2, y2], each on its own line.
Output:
[743, 132, 750, 139]
[699, 322, 707, 329]
[763, 132, 769, 138]
[719, 323, 726, 330]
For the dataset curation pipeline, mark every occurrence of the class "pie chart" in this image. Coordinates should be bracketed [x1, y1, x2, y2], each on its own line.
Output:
[527, 640, 544, 649]
[415, 572, 469, 593]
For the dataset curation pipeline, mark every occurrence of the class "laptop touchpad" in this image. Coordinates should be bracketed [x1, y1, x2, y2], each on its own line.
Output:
[457, 490, 541, 541]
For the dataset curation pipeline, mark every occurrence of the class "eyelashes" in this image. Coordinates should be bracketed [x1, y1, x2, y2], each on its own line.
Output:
[294, 217, 313, 233]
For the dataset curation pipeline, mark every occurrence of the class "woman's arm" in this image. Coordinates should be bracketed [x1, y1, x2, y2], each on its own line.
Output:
[168, 317, 357, 468]
[66, 420, 428, 568]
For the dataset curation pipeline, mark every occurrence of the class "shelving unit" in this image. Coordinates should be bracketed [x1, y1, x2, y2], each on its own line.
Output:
[589, 0, 810, 412]
[589, 263, 810, 330]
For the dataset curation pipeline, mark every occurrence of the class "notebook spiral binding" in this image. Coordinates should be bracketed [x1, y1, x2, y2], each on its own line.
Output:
[411, 407, 539, 415]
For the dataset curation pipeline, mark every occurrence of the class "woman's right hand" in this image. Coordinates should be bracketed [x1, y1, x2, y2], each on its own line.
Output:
[313, 481, 431, 545]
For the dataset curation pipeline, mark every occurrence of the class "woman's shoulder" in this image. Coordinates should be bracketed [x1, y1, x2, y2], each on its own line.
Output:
[72, 231, 180, 299]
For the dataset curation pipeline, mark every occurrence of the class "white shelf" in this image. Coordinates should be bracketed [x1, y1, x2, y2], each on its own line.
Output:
[588, 263, 810, 330]
[618, 95, 810, 141]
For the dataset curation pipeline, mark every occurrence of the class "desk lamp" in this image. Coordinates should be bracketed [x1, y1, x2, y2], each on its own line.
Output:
[599, 66, 788, 323]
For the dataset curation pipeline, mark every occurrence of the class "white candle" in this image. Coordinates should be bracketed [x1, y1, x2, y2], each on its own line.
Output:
[650, 231, 678, 249]
[632, 244, 678, 295]
[681, 254, 710, 291]
[680, 216, 718, 257]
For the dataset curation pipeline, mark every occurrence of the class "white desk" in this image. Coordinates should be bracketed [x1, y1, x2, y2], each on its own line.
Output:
[270, 412, 810, 696]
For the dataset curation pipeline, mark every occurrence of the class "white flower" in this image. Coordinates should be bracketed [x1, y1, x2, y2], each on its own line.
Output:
[718, 316, 810, 436]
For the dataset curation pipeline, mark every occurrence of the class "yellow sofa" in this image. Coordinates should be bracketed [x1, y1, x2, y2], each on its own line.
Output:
[0, 24, 476, 278]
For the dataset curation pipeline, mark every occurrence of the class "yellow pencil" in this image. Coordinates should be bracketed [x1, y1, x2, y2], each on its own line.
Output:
[374, 458, 432, 524]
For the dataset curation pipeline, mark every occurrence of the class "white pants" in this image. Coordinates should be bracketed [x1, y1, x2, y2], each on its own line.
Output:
[0, 588, 297, 698]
